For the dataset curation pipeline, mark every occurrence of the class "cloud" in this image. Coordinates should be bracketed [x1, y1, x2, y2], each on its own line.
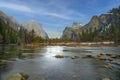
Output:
[0, 1, 71, 20]
[43, 12, 71, 20]
[0, 2, 33, 13]
[0, 0, 88, 38]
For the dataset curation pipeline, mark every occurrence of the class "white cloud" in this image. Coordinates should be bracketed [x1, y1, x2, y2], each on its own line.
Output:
[43, 12, 71, 20]
[0, 1, 71, 20]
[0, 2, 33, 13]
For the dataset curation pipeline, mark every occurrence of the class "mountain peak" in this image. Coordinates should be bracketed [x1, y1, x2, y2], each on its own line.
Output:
[22, 20, 48, 39]
[71, 22, 83, 29]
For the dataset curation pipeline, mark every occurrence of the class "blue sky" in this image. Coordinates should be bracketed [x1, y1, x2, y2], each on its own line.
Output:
[0, 0, 120, 38]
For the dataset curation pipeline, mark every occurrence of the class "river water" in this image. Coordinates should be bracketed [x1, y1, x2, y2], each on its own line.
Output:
[0, 45, 120, 80]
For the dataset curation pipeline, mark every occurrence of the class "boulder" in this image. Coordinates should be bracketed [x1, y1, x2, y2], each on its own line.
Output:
[5, 72, 29, 80]
[55, 54, 64, 58]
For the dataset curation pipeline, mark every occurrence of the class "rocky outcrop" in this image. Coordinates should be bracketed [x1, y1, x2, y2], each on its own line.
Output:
[62, 15, 110, 38]
[62, 6, 120, 38]
[62, 23, 83, 38]
[22, 21, 49, 39]
[62, 27, 75, 38]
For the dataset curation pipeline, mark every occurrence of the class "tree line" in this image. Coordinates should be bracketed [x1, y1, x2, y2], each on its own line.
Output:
[0, 20, 46, 44]
[61, 6, 120, 44]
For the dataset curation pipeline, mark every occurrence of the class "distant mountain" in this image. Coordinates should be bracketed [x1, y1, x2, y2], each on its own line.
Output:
[62, 6, 120, 39]
[22, 21, 49, 39]
[0, 10, 49, 39]
[0, 10, 49, 44]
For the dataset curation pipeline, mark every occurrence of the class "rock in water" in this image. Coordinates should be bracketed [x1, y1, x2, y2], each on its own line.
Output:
[70, 56, 79, 59]
[5, 72, 29, 80]
[55, 54, 64, 58]
[85, 53, 92, 58]
[106, 52, 112, 56]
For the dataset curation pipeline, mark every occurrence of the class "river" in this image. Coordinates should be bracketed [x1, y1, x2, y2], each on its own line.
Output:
[0, 45, 120, 80]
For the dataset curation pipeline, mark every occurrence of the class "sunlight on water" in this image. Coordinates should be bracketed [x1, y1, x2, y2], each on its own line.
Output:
[45, 46, 64, 57]
[0, 46, 120, 80]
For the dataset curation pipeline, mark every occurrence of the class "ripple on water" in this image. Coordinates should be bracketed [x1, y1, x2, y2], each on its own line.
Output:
[0, 46, 120, 80]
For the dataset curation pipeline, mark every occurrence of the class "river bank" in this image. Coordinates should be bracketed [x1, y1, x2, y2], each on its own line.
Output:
[24, 41, 117, 48]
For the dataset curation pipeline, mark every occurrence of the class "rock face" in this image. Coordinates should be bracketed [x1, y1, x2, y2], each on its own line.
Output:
[62, 7, 120, 38]
[62, 23, 83, 38]
[71, 23, 83, 29]
[0, 11, 20, 30]
[83, 14, 115, 30]
[22, 21, 49, 39]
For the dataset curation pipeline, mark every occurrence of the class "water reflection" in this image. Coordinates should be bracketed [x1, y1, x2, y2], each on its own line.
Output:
[0, 45, 18, 60]
[0, 46, 120, 80]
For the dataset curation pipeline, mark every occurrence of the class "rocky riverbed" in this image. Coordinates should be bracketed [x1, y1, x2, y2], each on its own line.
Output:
[0, 45, 120, 80]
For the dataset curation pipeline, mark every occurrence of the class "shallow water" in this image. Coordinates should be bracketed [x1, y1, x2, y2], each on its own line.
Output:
[0, 45, 120, 80]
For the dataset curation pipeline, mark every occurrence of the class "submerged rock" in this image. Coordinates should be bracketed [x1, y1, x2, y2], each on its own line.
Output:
[107, 58, 113, 61]
[100, 53, 104, 55]
[102, 77, 110, 80]
[106, 52, 112, 56]
[70, 56, 79, 59]
[110, 56, 117, 58]
[102, 64, 111, 69]
[72, 74, 77, 78]
[0, 60, 8, 66]
[5, 72, 29, 80]
[97, 55, 102, 57]
[97, 57, 107, 60]
[116, 54, 120, 58]
[55, 54, 64, 58]
[85, 53, 92, 58]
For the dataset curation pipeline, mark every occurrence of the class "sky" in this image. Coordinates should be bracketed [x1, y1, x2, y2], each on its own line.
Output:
[0, 0, 120, 38]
